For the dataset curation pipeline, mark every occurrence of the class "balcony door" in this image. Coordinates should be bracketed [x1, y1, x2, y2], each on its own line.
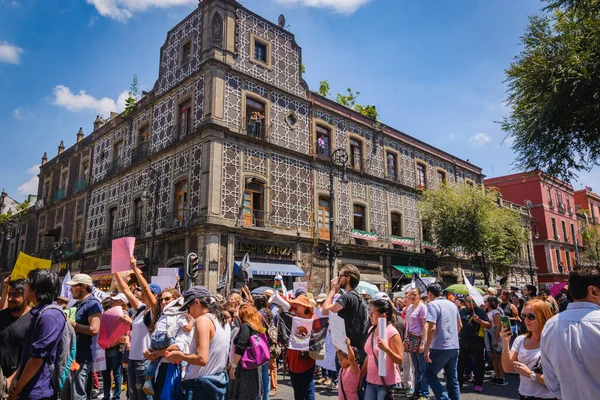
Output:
[243, 179, 264, 227]
[318, 197, 331, 240]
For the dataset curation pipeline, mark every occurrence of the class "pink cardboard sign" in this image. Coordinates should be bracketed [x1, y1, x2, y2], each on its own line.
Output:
[111, 237, 135, 273]
[98, 306, 130, 349]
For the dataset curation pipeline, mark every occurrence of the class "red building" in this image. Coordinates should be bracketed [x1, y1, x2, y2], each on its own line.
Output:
[485, 172, 580, 285]
[574, 187, 600, 225]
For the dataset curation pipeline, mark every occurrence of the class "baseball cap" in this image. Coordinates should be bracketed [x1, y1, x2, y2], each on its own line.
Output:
[316, 293, 327, 303]
[179, 286, 211, 311]
[149, 283, 162, 295]
[294, 287, 307, 298]
[274, 274, 283, 281]
[487, 287, 498, 295]
[111, 293, 128, 304]
[374, 292, 390, 301]
[66, 274, 93, 286]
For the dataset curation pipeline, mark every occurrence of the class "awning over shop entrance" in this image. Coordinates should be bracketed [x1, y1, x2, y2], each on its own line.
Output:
[392, 265, 434, 277]
[360, 273, 389, 285]
[234, 260, 306, 277]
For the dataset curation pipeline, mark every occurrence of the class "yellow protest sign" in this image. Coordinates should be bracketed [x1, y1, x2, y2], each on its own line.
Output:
[11, 252, 52, 280]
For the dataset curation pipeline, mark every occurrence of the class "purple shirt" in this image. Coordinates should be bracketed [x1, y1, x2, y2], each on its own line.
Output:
[407, 303, 427, 335]
[19, 304, 65, 399]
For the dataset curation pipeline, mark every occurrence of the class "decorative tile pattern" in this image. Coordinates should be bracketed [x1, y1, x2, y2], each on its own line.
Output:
[403, 191, 420, 239]
[316, 168, 330, 191]
[92, 136, 112, 184]
[270, 154, 311, 230]
[369, 185, 388, 238]
[152, 82, 194, 153]
[189, 143, 202, 219]
[147, 157, 173, 232]
[156, 9, 203, 96]
[221, 142, 241, 220]
[244, 148, 267, 175]
[269, 92, 310, 154]
[173, 150, 190, 176]
[352, 181, 367, 201]
[234, 8, 305, 97]
[85, 186, 108, 248]
[225, 73, 242, 129]
[245, 80, 267, 98]
[194, 75, 205, 128]
[118, 177, 131, 229]
[336, 180, 351, 240]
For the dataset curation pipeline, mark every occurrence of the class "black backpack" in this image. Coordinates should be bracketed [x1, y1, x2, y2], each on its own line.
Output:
[346, 290, 371, 349]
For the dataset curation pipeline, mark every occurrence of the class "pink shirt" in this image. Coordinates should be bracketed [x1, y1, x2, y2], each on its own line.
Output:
[364, 324, 401, 386]
[338, 366, 360, 400]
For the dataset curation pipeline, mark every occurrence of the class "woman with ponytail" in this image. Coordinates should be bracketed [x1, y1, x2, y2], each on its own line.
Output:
[165, 286, 231, 399]
[359, 299, 403, 400]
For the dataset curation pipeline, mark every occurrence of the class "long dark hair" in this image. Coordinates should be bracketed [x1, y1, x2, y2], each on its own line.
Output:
[198, 296, 227, 328]
[28, 269, 60, 305]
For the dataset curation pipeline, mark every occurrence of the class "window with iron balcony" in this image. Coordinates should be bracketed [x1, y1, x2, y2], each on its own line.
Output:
[246, 98, 266, 140]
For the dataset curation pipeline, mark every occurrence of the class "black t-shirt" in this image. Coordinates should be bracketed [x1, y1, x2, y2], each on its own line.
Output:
[336, 289, 369, 348]
[459, 307, 489, 341]
[0, 308, 33, 377]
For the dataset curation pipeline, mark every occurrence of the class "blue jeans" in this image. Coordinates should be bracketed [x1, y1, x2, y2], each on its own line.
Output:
[410, 351, 430, 397]
[261, 362, 270, 400]
[147, 333, 176, 379]
[102, 349, 123, 400]
[364, 382, 387, 400]
[424, 349, 460, 400]
[289, 365, 315, 400]
[70, 360, 93, 400]
[128, 359, 151, 400]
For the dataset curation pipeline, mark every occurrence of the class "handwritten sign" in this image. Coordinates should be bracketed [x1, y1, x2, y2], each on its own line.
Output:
[111, 237, 135, 273]
[11, 252, 51, 280]
[98, 306, 130, 349]
[329, 312, 347, 354]
[378, 318, 387, 377]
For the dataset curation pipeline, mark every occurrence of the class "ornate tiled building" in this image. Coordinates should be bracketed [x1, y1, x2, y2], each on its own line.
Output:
[32, 0, 486, 292]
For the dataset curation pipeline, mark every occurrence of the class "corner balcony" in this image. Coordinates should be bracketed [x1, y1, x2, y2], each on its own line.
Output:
[73, 177, 88, 193]
[54, 187, 66, 202]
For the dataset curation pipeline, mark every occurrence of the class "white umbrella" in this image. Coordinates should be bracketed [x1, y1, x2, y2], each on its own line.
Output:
[356, 281, 379, 297]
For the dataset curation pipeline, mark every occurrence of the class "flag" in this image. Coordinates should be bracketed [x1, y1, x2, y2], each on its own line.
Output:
[277, 312, 329, 355]
[61, 271, 76, 307]
[462, 270, 484, 307]
[499, 276, 509, 286]
[411, 274, 428, 293]
[237, 253, 253, 283]
[217, 267, 228, 292]
[319, 282, 325, 295]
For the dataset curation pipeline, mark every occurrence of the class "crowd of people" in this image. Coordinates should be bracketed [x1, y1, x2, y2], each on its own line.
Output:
[0, 259, 598, 400]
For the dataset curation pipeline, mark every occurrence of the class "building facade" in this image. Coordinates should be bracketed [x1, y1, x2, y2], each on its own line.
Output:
[485, 172, 580, 285]
[13, 0, 485, 292]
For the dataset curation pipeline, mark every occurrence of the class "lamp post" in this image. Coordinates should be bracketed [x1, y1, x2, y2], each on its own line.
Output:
[142, 166, 160, 277]
[328, 148, 349, 282]
[525, 206, 540, 286]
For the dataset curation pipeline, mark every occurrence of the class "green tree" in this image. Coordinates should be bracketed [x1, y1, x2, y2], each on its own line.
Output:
[123, 74, 139, 116]
[0, 199, 31, 232]
[581, 225, 600, 265]
[419, 184, 528, 286]
[301, 64, 306, 74]
[502, 0, 600, 182]
[318, 80, 330, 97]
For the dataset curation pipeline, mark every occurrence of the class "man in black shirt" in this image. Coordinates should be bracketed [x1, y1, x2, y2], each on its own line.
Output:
[0, 277, 33, 395]
[458, 295, 491, 392]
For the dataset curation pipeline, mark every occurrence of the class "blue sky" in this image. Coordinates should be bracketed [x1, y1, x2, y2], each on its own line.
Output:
[1, 0, 596, 202]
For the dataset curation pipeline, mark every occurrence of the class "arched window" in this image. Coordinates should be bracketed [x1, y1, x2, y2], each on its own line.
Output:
[391, 212, 402, 236]
[174, 180, 188, 224]
[243, 179, 265, 227]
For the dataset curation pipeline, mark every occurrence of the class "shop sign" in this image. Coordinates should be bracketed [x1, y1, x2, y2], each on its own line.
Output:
[237, 242, 294, 258]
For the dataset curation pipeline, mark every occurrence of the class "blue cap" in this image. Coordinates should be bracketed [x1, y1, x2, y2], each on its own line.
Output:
[149, 283, 162, 295]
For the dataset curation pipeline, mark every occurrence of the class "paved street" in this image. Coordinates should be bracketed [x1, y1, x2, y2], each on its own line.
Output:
[271, 372, 520, 399]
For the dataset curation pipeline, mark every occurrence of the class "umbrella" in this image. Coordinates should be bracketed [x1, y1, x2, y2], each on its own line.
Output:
[356, 281, 379, 297]
[549, 282, 567, 297]
[445, 284, 485, 295]
[251, 286, 272, 295]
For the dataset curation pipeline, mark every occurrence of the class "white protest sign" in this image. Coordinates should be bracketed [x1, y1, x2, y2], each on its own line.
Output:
[158, 268, 179, 276]
[378, 318, 387, 377]
[61, 271, 77, 307]
[462, 270, 485, 307]
[329, 312, 347, 354]
[151, 275, 178, 290]
[293, 282, 308, 295]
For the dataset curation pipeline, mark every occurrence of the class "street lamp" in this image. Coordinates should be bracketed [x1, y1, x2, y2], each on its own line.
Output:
[328, 148, 349, 282]
[525, 206, 540, 286]
[141, 166, 160, 277]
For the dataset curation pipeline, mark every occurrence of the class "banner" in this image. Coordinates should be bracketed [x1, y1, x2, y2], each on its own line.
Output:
[92, 339, 106, 372]
[111, 237, 135, 273]
[11, 252, 51, 280]
[278, 312, 329, 354]
[462, 270, 485, 307]
[328, 312, 348, 354]
[98, 306, 130, 349]
[61, 271, 76, 308]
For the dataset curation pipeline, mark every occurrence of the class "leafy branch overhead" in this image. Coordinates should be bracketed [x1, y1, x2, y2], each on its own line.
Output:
[502, 0, 600, 181]
[318, 81, 379, 121]
[419, 184, 528, 286]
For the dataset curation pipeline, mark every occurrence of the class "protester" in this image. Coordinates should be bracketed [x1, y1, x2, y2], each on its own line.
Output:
[458, 295, 490, 393]
[8, 269, 64, 400]
[539, 289, 558, 315]
[0, 278, 32, 399]
[113, 258, 159, 400]
[541, 266, 600, 399]
[484, 296, 506, 387]
[337, 338, 359, 400]
[423, 283, 462, 400]
[228, 302, 267, 400]
[286, 294, 317, 400]
[500, 299, 554, 400]
[56, 296, 70, 310]
[500, 290, 521, 338]
[322, 264, 369, 351]
[165, 286, 231, 399]
[523, 285, 537, 301]
[404, 288, 429, 400]
[66, 273, 102, 400]
[253, 294, 274, 399]
[101, 297, 128, 400]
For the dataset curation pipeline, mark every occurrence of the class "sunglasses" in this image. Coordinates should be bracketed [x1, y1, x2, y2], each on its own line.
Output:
[521, 313, 537, 321]
[160, 296, 173, 302]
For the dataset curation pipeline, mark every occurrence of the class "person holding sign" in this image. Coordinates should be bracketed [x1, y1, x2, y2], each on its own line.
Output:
[359, 299, 402, 400]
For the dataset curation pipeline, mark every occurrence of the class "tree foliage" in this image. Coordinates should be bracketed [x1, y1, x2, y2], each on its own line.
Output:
[419, 184, 528, 286]
[0, 200, 30, 228]
[502, 0, 600, 181]
[123, 74, 140, 116]
[318, 80, 330, 97]
[581, 225, 600, 265]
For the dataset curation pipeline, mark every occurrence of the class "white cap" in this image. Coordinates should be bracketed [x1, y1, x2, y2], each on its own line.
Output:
[374, 292, 390, 301]
[110, 293, 128, 304]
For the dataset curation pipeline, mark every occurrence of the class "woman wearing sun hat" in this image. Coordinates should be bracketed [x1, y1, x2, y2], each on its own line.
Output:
[286, 294, 317, 399]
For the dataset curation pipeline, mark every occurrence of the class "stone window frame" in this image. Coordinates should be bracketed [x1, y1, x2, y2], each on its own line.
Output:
[314, 189, 332, 240]
[175, 95, 194, 138]
[79, 157, 90, 181]
[285, 112, 298, 128]
[383, 147, 400, 182]
[43, 178, 51, 203]
[249, 33, 273, 70]
[347, 133, 366, 173]
[106, 203, 119, 238]
[312, 118, 335, 157]
[389, 208, 404, 237]
[179, 35, 194, 68]
[136, 121, 152, 148]
[351, 200, 369, 232]
[435, 167, 448, 186]
[241, 90, 271, 140]
[240, 174, 271, 226]
[60, 168, 69, 192]
[73, 217, 84, 249]
[415, 158, 428, 189]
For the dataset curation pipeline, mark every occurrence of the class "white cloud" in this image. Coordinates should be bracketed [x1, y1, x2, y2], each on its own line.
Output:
[12, 108, 22, 119]
[468, 132, 492, 148]
[86, 0, 195, 21]
[0, 41, 23, 64]
[18, 164, 40, 197]
[275, 0, 372, 13]
[52, 85, 129, 117]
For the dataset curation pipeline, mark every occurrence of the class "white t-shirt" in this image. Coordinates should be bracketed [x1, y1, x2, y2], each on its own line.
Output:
[511, 335, 554, 398]
[129, 303, 152, 361]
